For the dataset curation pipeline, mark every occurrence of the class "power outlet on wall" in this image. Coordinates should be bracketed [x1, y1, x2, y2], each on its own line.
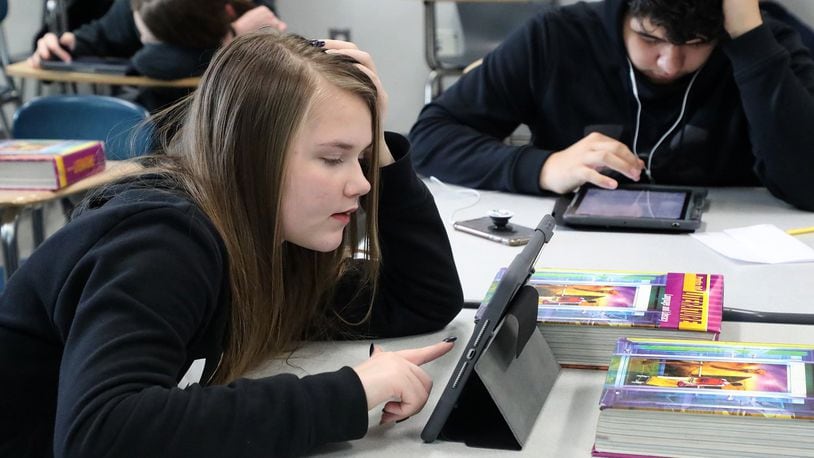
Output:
[329, 28, 352, 42]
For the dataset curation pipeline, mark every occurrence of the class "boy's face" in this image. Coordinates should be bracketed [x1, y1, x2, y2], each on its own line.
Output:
[623, 14, 716, 84]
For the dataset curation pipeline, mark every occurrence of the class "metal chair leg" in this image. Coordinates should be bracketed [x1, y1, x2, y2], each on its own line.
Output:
[60, 197, 75, 220]
[425, 70, 441, 105]
[0, 108, 10, 137]
[32, 206, 45, 247]
[1, 209, 21, 280]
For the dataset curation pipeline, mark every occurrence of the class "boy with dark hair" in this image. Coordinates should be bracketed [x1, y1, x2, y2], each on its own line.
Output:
[409, 0, 814, 210]
[627, 0, 726, 43]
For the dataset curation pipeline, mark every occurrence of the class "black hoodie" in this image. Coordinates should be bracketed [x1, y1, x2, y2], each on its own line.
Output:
[409, 0, 814, 210]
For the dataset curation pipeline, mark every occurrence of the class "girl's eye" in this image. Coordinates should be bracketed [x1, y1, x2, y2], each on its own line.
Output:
[322, 158, 344, 166]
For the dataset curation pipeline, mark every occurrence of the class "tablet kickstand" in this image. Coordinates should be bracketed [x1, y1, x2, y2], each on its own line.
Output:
[440, 284, 561, 450]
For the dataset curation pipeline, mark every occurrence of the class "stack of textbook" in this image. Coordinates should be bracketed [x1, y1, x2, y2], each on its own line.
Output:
[593, 338, 814, 458]
[478, 268, 723, 368]
[0, 139, 106, 190]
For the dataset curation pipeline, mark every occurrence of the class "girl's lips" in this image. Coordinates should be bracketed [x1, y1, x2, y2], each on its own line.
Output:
[331, 212, 351, 224]
[331, 206, 357, 224]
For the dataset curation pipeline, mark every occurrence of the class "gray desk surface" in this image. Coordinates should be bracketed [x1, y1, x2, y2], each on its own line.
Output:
[427, 182, 814, 314]
[252, 310, 814, 457]
[251, 183, 814, 456]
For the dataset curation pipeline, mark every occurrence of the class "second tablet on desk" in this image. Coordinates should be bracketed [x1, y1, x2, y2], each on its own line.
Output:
[559, 184, 708, 233]
[40, 56, 131, 75]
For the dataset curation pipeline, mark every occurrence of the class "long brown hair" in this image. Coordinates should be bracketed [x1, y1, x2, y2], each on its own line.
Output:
[155, 32, 382, 383]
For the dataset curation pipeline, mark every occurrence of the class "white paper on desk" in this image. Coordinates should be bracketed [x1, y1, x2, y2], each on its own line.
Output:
[691, 224, 814, 263]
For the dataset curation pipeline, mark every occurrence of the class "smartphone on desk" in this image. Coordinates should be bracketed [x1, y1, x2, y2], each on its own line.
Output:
[453, 216, 535, 246]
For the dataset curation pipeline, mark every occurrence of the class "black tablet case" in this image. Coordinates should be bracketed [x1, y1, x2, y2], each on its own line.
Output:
[430, 284, 560, 449]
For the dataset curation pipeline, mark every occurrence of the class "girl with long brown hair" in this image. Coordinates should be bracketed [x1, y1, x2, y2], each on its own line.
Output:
[0, 33, 463, 457]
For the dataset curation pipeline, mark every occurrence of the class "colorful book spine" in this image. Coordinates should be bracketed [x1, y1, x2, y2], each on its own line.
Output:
[600, 337, 814, 419]
[0, 140, 106, 190]
[477, 268, 723, 334]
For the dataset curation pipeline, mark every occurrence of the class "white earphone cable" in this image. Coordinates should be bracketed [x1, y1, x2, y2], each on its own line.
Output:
[628, 59, 701, 183]
[428, 176, 482, 224]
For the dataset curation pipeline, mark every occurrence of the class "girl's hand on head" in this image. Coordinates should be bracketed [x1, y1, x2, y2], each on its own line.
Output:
[323, 40, 394, 166]
[321, 40, 388, 119]
[353, 339, 456, 424]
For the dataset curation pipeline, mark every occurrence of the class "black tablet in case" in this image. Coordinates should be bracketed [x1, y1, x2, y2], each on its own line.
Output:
[421, 214, 560, 449]
[561, 184, 707, 233]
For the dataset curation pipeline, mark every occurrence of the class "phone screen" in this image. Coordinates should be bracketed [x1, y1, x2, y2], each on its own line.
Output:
[453, 216, 535, 246]
[573, 188, 688, 219]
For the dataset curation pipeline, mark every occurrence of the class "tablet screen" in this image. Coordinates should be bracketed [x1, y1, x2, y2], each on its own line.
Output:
[574, 188, 688, 219]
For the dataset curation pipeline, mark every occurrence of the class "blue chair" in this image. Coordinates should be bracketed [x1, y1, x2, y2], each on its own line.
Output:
[13, 95, 153, 160]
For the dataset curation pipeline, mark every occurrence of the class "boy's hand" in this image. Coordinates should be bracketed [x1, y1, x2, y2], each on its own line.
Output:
[539, 132, 643, 194]
[722, 0, 762, 38]
[30, 32, 76, 67]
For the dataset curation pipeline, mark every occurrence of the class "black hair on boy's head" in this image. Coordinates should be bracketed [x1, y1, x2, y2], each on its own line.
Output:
[627, 0, 726, 43]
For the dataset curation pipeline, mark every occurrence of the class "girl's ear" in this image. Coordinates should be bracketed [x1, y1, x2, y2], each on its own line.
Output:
[225, 3, 237, 20]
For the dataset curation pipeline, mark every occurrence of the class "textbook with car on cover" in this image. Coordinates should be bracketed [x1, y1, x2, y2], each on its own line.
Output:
[477, 268, 723, 368]
[0, 139, 105, 190]
[593, 337, 814, 458]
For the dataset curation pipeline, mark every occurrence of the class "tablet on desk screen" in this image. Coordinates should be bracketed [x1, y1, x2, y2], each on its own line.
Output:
[40, 57, 131, 75]
[561, 184, 708, 232]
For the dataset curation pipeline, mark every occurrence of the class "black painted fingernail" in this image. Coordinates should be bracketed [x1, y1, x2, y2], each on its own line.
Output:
[396, 416, 411, 424]
[308, 39, 325, 48]
[369, 342, 374, 357]
[443, 336, 457, 343]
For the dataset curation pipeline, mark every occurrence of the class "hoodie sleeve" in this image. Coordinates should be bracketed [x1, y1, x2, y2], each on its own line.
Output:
[408, 13, 554, 195]
[723, 18, 814, 210]
[329, 133, 464, 337]
[130, 43, 214, 80]
[71, 0, 142, 58]
[53, 203, 368, 458]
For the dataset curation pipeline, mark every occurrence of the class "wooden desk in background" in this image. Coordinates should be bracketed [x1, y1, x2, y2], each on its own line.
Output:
[0, 161, 142, 280]
[5, 61, 200, 88]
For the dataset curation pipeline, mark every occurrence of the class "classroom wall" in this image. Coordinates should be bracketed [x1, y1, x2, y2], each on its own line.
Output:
[5, 0, 814, 133]
[275, 0, 426, 134]
[6, 0, 40, 56]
